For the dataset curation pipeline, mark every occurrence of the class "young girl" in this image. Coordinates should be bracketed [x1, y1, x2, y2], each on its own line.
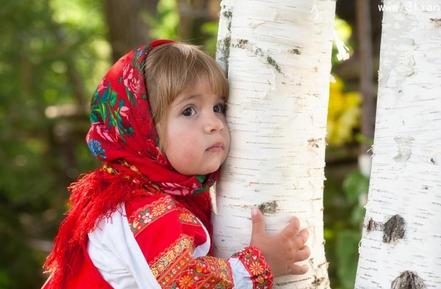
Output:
[42, 39, 310, 289]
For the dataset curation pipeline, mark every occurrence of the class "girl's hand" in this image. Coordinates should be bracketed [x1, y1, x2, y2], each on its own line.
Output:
[250, 208, 310, 277]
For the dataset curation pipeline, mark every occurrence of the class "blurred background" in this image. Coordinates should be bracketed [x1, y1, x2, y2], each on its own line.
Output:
[0, 0, 382, 288]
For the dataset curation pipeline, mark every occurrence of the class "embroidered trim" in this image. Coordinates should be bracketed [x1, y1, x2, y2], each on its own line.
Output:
[174, 256, 233, 289]
[102, 161, 167, 194]
[150, 233, 233, 289]
[151, 234, 195, 287]
[232, 246, 273, 289]
[129, 195, 177, 235]
[179, 211, 200, 225]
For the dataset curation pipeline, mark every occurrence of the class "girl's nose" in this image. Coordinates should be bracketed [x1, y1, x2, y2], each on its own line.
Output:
[204, 112, 224, 133]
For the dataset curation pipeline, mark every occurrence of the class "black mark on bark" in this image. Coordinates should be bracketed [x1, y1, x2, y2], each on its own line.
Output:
[366, 218, 383, 232]
[266, 56, 281, 73]
[223, 9, 232, 19]
[217, 6, 233, 76]
[275, 280, 296, 286]
[308, 138, 321, 148]
[222, 9, 233, 32]
[366, 215, 405, 243]
[218, 36, 231, 77]
[430, 18, 441, 27]
[383, 214, 406, 243]
[258, 201, 278, 215]
[223, 37, 231, 61]
[230, 40, 283, 75]
[430, 157, 436, 165]
[235, 39, 248, 48]
[288, 48, 301, 55]
[254, 47, 264, 57]
[311, 276, 325, 286]
[391, 271, 426, 289]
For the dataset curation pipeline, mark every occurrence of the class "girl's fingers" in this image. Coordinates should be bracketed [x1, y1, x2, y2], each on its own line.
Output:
[295, 228, 309, 246]
[293, 246, 310, 261]
[282, 217, 300, 237]
[251, 207, 266, 236]
[288, 264, 309, 275]
[289, 216, 300, 228]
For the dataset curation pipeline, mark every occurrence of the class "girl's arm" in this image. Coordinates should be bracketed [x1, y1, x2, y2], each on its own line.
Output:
[88, 193, 273, 289]
[127, 193, 273, 289]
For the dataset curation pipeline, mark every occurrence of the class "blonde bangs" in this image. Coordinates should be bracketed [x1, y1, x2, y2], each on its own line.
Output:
[145, 43, 229, 124]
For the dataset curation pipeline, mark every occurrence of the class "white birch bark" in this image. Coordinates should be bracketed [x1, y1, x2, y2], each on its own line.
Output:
[213, 1, 336, 288]
[355, 1, 441, 288]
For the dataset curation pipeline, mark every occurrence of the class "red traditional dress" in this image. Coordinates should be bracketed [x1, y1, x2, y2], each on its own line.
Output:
[42, 40, 273, 289]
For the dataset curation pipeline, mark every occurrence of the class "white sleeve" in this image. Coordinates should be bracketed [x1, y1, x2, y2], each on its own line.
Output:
[228, 257, 254, 289]
[87, 203, 161, 289]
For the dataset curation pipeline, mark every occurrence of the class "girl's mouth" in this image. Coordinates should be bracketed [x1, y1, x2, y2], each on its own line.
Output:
[206, 143, 224, 152]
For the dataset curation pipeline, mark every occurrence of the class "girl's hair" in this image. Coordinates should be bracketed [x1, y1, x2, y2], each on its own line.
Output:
[145, 43, 229, 125]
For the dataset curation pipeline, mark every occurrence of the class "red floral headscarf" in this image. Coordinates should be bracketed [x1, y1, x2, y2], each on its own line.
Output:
[86, 39, 218, 194]
[43, 39, 219, 288]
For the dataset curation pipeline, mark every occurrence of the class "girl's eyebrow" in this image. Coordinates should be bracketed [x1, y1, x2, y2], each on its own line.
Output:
[175, 94, 201, 106]
[174, 93, 224, 108]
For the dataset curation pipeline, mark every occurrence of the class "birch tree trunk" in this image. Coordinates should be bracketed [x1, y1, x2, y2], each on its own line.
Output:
[355, 1, 441, 288]
[213, 1, 335, 288]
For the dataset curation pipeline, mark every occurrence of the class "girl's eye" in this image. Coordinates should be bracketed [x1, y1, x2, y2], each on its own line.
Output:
[182, 106, 196, 116]
[214, 103, 227, 114]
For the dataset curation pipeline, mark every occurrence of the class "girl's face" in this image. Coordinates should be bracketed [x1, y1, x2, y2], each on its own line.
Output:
[157, 79, 230, 176]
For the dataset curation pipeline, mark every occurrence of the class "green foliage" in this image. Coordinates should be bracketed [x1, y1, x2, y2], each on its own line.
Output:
[146, 0, 179, 40]
[0, 0, 105, 288]
[325, 18, 367, 288]
[200, 21, 219, 56]
[145, 0, 219, 56]
[324, 168, 369, 289]
[335, 230, 360, 289]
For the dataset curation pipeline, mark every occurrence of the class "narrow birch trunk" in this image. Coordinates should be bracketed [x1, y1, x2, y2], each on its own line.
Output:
[213, 1, 335, 288]
[355, 1, 441, 288]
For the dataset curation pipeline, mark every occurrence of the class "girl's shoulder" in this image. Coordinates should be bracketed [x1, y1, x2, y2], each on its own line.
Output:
[124, 189, 203, 238]
[124, 188, 187, 231]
